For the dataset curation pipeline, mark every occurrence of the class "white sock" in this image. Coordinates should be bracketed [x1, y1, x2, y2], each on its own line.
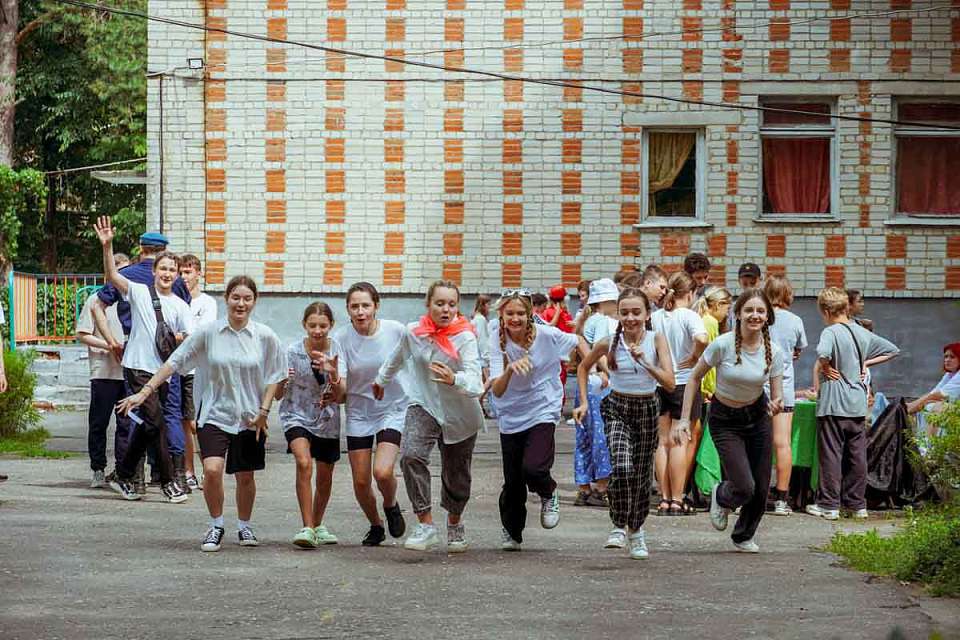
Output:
[211, 516, 224, 529]
[237, 519, 251, 532]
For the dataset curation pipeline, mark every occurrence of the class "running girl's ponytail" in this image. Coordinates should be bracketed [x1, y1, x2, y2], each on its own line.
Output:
[608, 322, 624, 371]
[661, 271, 694, 312]
[762, 325, 772, 376]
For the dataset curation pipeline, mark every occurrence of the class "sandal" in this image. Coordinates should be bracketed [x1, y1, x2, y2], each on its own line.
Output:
[668, 499, 684, 516]
[655, 499, 670, 516]
[682, 495, 698, 516]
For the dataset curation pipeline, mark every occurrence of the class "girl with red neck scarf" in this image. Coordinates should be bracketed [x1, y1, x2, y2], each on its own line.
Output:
[374, 280, 484, 553]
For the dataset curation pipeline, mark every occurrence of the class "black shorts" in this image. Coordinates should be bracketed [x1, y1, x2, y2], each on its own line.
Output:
[197, 425, 266, 474]
[180, 374, 196, 422]
[284, 427, 341, 464]
[657, 384, 702, 422]
[346, 428, 402, 452]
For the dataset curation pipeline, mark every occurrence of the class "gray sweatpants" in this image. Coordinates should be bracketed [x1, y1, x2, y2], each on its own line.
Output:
[400, 405, 477, 516]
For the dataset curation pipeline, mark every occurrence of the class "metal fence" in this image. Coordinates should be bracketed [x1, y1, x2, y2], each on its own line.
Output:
[8, 272, 104, 349]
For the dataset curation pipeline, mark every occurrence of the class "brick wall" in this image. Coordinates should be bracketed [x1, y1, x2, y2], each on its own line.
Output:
[147, 0, 960, 297]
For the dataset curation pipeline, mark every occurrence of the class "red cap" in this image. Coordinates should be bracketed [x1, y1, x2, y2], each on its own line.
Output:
[548, 285, 567, 301]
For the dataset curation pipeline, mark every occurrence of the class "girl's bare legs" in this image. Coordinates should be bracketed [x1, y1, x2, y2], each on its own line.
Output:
[312, 462, 335, 527]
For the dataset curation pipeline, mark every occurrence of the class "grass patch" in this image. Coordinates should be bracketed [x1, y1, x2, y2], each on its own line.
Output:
[0, 427, 71, 459]
[829, 504, 960, 597]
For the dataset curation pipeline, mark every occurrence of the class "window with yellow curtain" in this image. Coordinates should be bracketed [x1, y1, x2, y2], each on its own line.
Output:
[646, 131, 697, 217]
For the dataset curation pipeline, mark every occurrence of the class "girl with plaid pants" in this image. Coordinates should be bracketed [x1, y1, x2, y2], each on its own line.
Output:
[575, 288, 675, 559]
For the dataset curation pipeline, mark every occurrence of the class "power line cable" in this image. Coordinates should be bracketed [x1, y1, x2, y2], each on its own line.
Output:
[44, 157, 147, 176]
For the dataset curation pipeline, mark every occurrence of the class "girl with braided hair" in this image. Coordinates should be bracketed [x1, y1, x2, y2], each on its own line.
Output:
[677, 288, 785, 553]
[489, 292, 587, 551]
[574, 288, 674, 559]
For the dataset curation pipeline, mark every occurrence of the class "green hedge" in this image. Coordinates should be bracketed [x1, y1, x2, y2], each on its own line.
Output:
[0, 349, 41, 438]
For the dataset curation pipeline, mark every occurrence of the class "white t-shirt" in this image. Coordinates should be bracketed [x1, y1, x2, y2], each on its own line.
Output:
[332, 320, 409, 437]
[489, 325, 579, 434]
[767, 308, 807, 406]
[606, 330, 660, 395]
[703, 332, 785, 404]
[76, 294, 125, 381]
[279, 339, 348, 438]
[120, 282, 193, 374]
[472, 313, 490, 369]
[651, 307, 706, 386]
[185, 292, 218, 377]
[583, 313, 618, 346]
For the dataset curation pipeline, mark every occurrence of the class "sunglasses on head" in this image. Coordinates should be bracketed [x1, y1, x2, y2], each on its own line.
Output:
[501, 288, 532, 298]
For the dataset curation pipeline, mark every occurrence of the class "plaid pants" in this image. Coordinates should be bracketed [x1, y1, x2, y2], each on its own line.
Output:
[601, 392, 660, 531]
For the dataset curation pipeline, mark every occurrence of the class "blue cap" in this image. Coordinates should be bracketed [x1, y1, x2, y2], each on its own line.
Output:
[139, 231, 169, 247]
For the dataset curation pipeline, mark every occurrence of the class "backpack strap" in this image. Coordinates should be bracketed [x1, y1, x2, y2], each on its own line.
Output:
[147, 285, 165, 325]
[834, 322, 865, 389]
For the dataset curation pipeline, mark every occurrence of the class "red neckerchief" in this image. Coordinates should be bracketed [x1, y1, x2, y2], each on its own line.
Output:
[412, 314, 475, 361]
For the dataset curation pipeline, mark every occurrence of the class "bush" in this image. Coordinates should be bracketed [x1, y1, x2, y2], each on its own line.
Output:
[0, 349, 42, 438]
[919, 400, 960, 498]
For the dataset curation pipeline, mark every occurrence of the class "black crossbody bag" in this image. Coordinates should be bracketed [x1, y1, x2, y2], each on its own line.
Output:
[148, 285, 179, 361]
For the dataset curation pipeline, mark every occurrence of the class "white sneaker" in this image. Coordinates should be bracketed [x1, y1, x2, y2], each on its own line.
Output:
[447, 523, 468, 553]
[540, 490, 560, 529]
[500, 527, 521, 552]
[604, 528, 627, 549]
[772, 499, 792, 516]
[90, 470, 106, 489]
[404, 523, 440, 551]
[733, 538, 760, 553]
[805, 503, 839, 520]
[710, 483, 730, 531]
[850, 508, 869, 520]
[628, 529, 649, 559]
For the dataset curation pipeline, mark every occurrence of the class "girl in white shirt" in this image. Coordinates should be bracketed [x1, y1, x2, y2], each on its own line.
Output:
[332, 282, 409, 547]
[118, 275, 286, 553]
[651, 271, 708, 516]
[275, 302, 347, 549]
[374, 280, 484, 553]
[907, 342, 960, 439]
[678, 289, 785, 553]
[489, 292, 585, 551]
[575, 288, 675, 559]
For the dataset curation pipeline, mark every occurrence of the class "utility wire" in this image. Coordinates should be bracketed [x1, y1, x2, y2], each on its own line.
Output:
[54, 0, 960, 131]
[44, 157, 147, 176]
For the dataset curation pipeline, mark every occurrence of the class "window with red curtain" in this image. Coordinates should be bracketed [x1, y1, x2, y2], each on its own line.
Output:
[760, 101, 833, 215]
[896, 102, 960, 216]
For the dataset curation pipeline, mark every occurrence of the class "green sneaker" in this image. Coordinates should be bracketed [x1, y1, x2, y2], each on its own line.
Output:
[313, 524, 339, 545]
[292, 527, 318, 549]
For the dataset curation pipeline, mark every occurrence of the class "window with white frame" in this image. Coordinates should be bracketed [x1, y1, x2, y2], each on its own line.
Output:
[895, 101, 960, 217]
[641, 129, 704, 219]
[759, 100, 836, 216]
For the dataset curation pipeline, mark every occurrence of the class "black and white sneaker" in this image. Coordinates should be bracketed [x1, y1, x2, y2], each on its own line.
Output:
[162, 481, 188, 504]
[238, 527, 259, 547]
[384, 504, 406, 538]
[201, 527, 225, 552]
[361, 524, 386, 547]
[108, 476, 142, 501]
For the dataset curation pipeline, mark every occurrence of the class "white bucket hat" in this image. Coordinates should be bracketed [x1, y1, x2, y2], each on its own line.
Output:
[587, 278, 619, 305]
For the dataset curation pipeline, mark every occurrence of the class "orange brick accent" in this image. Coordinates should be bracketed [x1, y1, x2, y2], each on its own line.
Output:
[953, 18, 960, 42]
[265, 138, 286, 162]
[621, 232, 640, 257]
[444, 108, 464, 132]
[562, 139, 582, 164]
[384, 139, 404, 163]
[825, 265, 845, 288]
[565, 0, 583, 8]
[561, 264, 582, 289]
[682, 49, 703, 73]
[205, 80, 226, 103]
[385, 201, 405, 224]
[766, 265, 786, 279]
[325, 170, 345, 193]
[766, 235, 786, 258]
[709, 264, 727, 284]
[326, 52, 346, 72]
[661, 233, 691, 257]
[207, 200, 226, 224]
[622, 139, 640, 164]
[386, 0, 405, 8]
[684, 0, 702, 8]
[889, 49, 912, 72]
[721, 18, 741, 42]
[562, 109, 583, 133]
[326, 80, 345, 100]
[206, 48, 226, 72]
[504, 49, 523, 72]
[682, 17, 702, 41]
[266, 200, 286, 223]
[621, 171, 640, 195]
[206, 138, 226, 162]
[206, 230, 226, 253]
[502, 233, 523, 256]
[205, 261, 226, 285]
[561, 171, 581, 195]
[563, 49, 584, 71]
[206, 168, 226, 192]
[682, 81, 703, 101]
[564, 18, 583, 41]
[207, 17, 226, 41]
[825, 235, 846, 258]
[442, 262, 463, 285]
[707, 234, 727, 257]
[769, 19, 790, 41]
[265, 231, 286, 254]
[623, 49, 643, 73]
[326, 107, 346, 131]
[503, 203, 523, 225]
[207, 109, 226, 132]
[830, 18, 850, 41]
[947, 235, 960, 258]
[323, 262, 343, 286]
[831, 0, 850, 7]
[382, 263, 403, 286]
[859, 173, 871, 197]
[445, 80, 465, 102]
[384, 232, 404, 255]
[726, 202, 737, 226]
[444, 18, 464, 42]
[622, 81, 642, 105]
[886, 234, 907, 259]
[504, 18, 524, 41]
[505, 0, 524, 9]
[829, 49, 851, 72]
[503, 171, 523, 195]
[266, 169, 286, 193]
[445, 50, 464, 69]
[385, 81, 405, 102]
[266, 81, 286, 102]
[562, 202, 582, 225]
[725, 140, 739, 164]
[948, 267, 960, 291]
[443, 233, 463, 256]
[561, 233, 582, 256]
[385, 49, 404, 72]
[621, 202, 640, 225]
[445, 170, 464, 194]
[384, 109, 404, 131]
[503, 139, 523, 164]
[445, 202, 465, 224]
[769, 0, 789, 8]
[623, 18, 644, 41]
[857, 80, 872, 106]
[267, 18, 287, 40]
[503, 109, 523, 132]
[885, 266, 906, 291]
[723, 80, 741, 103]
[563, 83, 583, 103]
[726, 171, 738, 195]
[325, 201, 346, 225]
[327, 18, 346, 40]
[890, 18, 911, 42]
[502, 264, 523, 288]
[444, 139, 463, 163]
[326, 232, 346, 255]
[623, 0, 642, 8]
[385, 170, 406, 194]
[504, 80, 524, 102]
[769, 50, 790, 73]
[266, 48, 286, 72]
[385, 18, 405, 41]
[722, 48, 742, 73]
[266, 109, 286, 132]
[327, 0, 344, 8]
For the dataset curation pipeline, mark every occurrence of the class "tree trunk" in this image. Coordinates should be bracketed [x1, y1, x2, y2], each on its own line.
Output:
[0, 0, 17, 167]
[41, 176, 57, 271]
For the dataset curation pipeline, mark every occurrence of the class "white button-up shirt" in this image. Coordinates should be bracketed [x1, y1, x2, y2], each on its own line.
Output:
[168, 318, 286, 435]
[375, 322, 484, 444]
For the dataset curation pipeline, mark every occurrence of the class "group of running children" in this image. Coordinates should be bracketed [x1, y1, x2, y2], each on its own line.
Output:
[85, 216, 900, 558]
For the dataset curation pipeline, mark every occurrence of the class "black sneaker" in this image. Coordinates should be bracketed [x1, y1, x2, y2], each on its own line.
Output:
[362, 524, 386, 546]
[161, 481, 188, 504]
[384, 504, 406, 538]
[109, 476, 142, 501]
[238, 527, 259, 547]
[201, 527, 225, 552]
